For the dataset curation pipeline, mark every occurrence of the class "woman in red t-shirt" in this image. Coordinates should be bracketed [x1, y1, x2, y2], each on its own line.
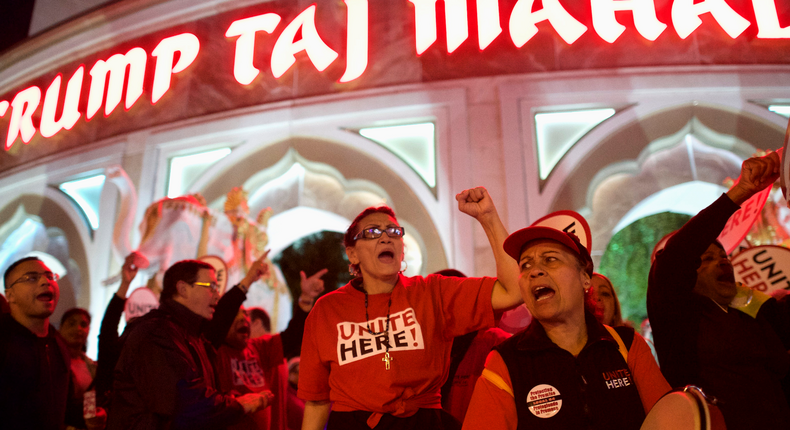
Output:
[298, 187, 522, 430]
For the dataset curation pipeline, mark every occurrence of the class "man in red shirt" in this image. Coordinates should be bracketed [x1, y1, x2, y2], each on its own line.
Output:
[215, 269, 326, 430]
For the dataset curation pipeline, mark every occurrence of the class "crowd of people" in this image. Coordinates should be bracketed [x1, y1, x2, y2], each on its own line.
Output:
[1, 152, 790, 430]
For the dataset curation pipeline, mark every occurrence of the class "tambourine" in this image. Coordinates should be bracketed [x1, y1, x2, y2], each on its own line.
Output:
[640, 385, 726, 430]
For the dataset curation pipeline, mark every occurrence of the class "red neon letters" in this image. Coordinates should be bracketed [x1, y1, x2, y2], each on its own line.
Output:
[4, 33, 199, 150]
[2, 0, 788, 151]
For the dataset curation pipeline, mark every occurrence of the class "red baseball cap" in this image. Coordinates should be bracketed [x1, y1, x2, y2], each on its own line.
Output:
[503, 226, 594, 276]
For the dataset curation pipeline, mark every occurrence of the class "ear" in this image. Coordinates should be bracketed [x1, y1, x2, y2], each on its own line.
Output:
[581, 273, 592, 291]
[345, 246, 359, 265]
[176, 279, 189, 298]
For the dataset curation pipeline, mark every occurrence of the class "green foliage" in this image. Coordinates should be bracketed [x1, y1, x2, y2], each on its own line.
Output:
[598, 212, 691, 326]
[273, 231, 352, 300]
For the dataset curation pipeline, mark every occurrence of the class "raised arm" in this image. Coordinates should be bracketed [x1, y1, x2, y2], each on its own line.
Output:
[726, 151, 780, 205]
[99, 254, 138, 347]
[650, 152, 780, 298]
[296, 269, 327, 312]
[95, 253, 139, 405]
[457, 187, 522, 310]
[204, 252, 270, 348]
[647, 152, 780, 387]
[279, 269, 327, 357]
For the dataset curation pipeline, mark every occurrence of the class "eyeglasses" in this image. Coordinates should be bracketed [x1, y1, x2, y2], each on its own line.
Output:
[9, 271, 60, 287]
[193, 281, 220, 293]
[353, 226, 406, 241]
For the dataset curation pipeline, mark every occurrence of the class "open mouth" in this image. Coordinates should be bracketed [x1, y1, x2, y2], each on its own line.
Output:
[378, 250, 395, 263]
[37, 292, 54, 302]
[237, 326, 250, 335]
[718, 272, 735, 283]
[533, 286, 555, 302]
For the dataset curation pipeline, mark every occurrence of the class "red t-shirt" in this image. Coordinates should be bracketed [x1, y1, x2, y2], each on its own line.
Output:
[215, 335, 289, 430]
[298, 274, 496, 419]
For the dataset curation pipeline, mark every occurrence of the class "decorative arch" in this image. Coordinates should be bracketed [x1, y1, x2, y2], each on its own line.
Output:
[191, 137, 443, 274]
[0, 194, 90, 325]
[550, 103, 785, 258]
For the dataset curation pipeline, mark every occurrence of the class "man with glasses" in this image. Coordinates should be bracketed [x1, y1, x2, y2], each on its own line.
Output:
[0, 256, 74, 429]
[109, 259, 273, 430]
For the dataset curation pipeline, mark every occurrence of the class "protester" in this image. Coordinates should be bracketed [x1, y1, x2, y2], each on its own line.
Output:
[60, 308, 97, 393]
[108, 258, 273, 430]
[0, 256, 76, 429]
[286, 357, 304, 430]
[436, 269, 511, 425]
[588, 273, 624, 327]
[249, 307, 271, 338]
[215, 269, 325, 430]
[647, 152, 790, 429]
[463, 222, 670, 429]
[0, 292, 9, 313]
[93, 252, 141, 409]
[299, 187, 523, 430]
[60, 307, 99, 429]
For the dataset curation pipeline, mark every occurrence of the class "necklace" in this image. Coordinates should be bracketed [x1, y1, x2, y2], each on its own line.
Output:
[711, 298, 729, 313]
[363, 287, 394, 370]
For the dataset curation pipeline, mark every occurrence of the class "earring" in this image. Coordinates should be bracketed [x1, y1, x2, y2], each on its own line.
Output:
[400, 259, 408, 273]
[348, 263, 360, 278]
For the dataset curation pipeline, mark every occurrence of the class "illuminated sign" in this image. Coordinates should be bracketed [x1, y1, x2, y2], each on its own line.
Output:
[5, 33, 200, 150]
[1, 0, 789, 153]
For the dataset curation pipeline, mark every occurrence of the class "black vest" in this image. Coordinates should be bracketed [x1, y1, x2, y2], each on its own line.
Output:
[496, 316, 645, 430]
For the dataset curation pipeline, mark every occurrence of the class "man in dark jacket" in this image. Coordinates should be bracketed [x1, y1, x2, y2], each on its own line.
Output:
[648, 152, 790, 430]
[0, 256, 73, 430]
[108, 259, 271, 430]
[95, 252, 141, 409]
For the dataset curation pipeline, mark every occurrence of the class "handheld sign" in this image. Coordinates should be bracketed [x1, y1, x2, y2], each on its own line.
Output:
[199, 255, 229, 295]
[717, 150, 782, 255]
[731, 245, 790, 294]
[532, 210, 592, 252]
[100, 252, 150, 287]
[124, 287, 159, 322]
[130, 251, 150, 270]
